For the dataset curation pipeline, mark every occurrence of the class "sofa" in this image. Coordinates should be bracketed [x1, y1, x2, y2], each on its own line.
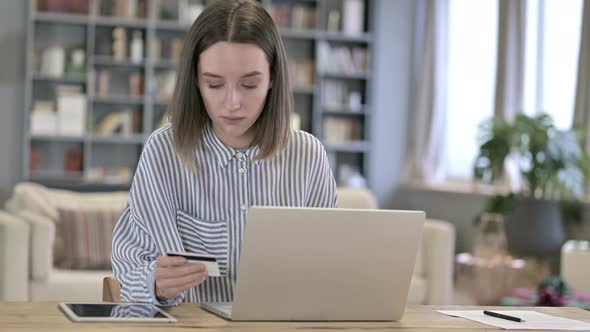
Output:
[0, 183, 455, 304]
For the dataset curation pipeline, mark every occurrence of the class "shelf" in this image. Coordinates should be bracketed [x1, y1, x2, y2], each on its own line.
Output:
[321, 71, 370, 80]
[90, 95, 144, 105]
[154, 20, 192, 31]
[94, 16, 148, 28]
[25, 0, 373, 190]
[30, 170, 84, 181]
[30, 134, 85, 142]
[153, 60, 178, 69]
[94, 56, 145, 67]
[33, 12, 90, 25]
[29, 172, 131, 190]
[293, 87, 315, 95]
[323, 110, 367, 116]
[323, 105, 367, 115]
[154, 101, 171, 107]
[32, 74, 86, 84]
[280, 28, 319, 40]
[320, 31, 373, 43]
[89, 134, 145, 144]
[324, 141, 370, 153]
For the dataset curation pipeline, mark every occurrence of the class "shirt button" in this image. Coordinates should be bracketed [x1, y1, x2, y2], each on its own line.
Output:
[237, 152, 244, 159]
[240, 205, 247, 211]
[239, 168, 246, 174]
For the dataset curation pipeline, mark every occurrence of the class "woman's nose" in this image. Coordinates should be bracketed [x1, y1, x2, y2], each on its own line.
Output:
[223, 87, 240, 111]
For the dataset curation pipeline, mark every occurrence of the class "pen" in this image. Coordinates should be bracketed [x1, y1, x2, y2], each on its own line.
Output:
[483, 310, 525, 323]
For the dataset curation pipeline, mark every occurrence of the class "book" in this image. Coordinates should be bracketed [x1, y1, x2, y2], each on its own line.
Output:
[323, 117, 362, 143]
[318, 42, 369, 74]
[129, 72, 144, 97]
[56, 85, 86, 136]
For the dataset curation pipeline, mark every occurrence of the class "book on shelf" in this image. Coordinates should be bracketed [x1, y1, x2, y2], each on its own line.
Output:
[31, 101, 58, 135]
[98, 0, 147, 18]
[129, 72, 144, 97]
[151, 38, 162, 62]
[112, 27, 127, 61]
[267, 3, 318, 30]
[288, 59, 314, 89]
[95, 70, 110, 96]
[36, 0, 89, 14]
[318, 42, 369, 75]
[86, 166, 132, 184]
[64, 148, 83, 173]
[323, 117, 362, 144]
[27, 146, 84, 175]
[171, 38, 184, 64]
[322, 80, 364, 111]
[56, 84, 87, 136]
[93, 70, 143, 99]
[322, 80, 347, 108]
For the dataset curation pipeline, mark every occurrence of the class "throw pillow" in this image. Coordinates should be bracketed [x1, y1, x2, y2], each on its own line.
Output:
[58, 208, 122, 270]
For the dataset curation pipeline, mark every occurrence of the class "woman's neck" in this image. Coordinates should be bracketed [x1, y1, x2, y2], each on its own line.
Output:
[211, 125, 255, 150]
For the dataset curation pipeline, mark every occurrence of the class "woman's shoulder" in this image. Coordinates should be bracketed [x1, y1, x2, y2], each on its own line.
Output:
[146, 124, 173, 144]
[287, 129, 327, 157]
[142, 124, 176, 158]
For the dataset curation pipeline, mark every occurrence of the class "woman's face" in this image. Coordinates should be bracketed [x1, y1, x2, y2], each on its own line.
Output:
[198, 41, 272, 149]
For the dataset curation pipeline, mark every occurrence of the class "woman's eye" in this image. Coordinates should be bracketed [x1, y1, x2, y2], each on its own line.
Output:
[208, 84, 223, 89]
[242, 84, 257, 90]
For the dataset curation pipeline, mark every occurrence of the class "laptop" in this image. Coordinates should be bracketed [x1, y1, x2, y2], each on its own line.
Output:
[200, 206, 425, 321]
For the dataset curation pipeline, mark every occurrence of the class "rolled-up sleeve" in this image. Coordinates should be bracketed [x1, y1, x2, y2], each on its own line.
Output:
[111, 134, 185, 305]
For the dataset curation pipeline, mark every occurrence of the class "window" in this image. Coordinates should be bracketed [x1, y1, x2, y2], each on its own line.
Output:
[445, 0, 498, 179]
[444, 0, 584, 181]
[523, 0, 584, 129]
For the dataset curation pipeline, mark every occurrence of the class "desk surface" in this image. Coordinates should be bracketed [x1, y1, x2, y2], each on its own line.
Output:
[2, 302, 590, 332]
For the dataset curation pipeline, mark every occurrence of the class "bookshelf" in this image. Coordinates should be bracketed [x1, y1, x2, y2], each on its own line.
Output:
[24, 0, 373, 189]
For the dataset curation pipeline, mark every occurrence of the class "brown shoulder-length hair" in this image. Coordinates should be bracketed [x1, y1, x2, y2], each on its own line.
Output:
[168, 0, 293, 169]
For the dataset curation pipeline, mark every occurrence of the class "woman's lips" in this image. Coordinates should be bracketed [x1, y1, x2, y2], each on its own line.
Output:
[221, 116, 245, 124]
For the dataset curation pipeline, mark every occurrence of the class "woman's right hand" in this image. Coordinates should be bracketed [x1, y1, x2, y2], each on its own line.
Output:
[154, 255, 208, 301]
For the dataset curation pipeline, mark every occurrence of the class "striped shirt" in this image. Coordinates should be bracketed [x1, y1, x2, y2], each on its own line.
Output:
[112, 124, 337, 305]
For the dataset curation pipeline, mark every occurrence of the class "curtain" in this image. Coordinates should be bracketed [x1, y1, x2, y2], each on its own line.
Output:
[405, 0, 449, 181]
[494, 0, 527, 122]
[574, 0, 590, 150]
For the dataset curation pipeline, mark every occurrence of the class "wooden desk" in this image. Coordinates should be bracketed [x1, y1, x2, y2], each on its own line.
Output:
[1, 302, 590, 332]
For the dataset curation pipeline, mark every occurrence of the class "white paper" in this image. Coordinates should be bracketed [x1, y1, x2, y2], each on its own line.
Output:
[437, 310, 590, 330]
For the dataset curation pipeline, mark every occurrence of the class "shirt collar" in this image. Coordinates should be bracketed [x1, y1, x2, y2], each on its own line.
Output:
[202, 125, 261, 168]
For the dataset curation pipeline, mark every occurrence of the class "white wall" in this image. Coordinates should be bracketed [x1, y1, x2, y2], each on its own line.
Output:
[0, 1, 26, 204]
[369, 0, 417, 207]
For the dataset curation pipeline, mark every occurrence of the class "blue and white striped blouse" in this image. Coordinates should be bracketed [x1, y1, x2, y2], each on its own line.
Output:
[112, 124, 337, 305]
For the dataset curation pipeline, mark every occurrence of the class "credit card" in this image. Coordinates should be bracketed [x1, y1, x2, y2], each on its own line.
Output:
[166, 252, 221, 277]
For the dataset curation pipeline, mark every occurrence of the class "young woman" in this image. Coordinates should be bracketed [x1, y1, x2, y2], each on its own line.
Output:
[112, 0, 337, 305]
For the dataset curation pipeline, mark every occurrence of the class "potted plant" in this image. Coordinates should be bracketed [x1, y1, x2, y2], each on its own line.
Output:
[473, 113, 590, 257]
